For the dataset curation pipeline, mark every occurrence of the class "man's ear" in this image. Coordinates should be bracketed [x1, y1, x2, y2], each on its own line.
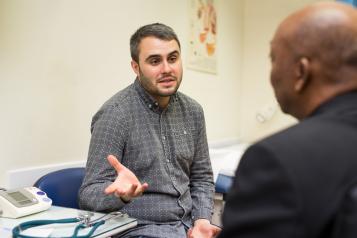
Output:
[294, 57, 310, 93]
[131, 60, 140, 76]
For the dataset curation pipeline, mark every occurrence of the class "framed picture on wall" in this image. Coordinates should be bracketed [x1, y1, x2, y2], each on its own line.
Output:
[187, 0, 217, 74]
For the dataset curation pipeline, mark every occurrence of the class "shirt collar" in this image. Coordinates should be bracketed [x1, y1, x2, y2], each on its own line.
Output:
[134, 78, 178, 112]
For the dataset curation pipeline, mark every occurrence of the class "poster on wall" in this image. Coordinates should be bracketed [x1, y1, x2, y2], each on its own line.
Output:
[188, 0, 217, 74]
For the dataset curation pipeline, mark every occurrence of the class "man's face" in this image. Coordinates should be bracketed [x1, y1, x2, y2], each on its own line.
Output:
[131, 36, 183, 103]
[270, 32, 297, 115]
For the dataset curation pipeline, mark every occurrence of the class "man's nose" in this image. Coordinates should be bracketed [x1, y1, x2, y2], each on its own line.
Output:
[161, 60, 172, 73]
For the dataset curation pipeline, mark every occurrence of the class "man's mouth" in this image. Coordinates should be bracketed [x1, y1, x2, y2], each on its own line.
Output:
[158, 76, 176, 83]
[158, 77, 176, 87]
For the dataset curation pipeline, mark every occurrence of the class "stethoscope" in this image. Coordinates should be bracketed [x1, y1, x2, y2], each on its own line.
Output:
[12, 211, 126, 238]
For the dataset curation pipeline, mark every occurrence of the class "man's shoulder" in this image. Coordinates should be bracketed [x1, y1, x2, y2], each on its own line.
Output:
[176, 91, 203, 112]
[91, 84, 137, 123]
[251, 116, 340, 164]
[98, 83, 141, 114]
[258, 116, 328, 146]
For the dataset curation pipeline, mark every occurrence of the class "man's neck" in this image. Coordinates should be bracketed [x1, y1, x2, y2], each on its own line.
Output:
[156, 96, 170, 109]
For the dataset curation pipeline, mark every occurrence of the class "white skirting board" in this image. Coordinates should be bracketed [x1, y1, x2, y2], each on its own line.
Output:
[5, 160, 86, 189]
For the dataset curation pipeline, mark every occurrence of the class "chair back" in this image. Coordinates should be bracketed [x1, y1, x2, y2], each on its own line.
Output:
[331, 182, 357, 238]
[34, 167, 85, 209]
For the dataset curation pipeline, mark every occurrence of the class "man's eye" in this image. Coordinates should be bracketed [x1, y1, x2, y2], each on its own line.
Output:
[168, 56, 177, 63]
[149, 58, 160, 65]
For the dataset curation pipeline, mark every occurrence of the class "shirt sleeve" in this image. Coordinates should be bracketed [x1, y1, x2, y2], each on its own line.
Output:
[218, 143, 301, 238]
[189, 108, 215, 222]
[78, 105, 127, 212]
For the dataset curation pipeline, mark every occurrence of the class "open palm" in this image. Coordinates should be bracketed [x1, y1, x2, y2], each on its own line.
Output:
[104, 155, 148, 202]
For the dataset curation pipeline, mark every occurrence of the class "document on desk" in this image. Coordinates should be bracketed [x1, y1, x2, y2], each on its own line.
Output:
[0, 206, 137, 238]
[22, 228, 53, 237]
[1, 226, 53, 238]
[0, 227, 12, 238]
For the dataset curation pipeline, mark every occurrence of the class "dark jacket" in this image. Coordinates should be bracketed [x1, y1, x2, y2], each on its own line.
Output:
[219, 91, 357, 238]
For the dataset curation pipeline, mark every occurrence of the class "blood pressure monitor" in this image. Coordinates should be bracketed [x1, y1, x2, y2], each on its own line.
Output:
[0, 187, 52, 218]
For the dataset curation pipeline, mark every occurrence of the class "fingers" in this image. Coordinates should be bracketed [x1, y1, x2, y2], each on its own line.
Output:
[105, 154, 149, 200]
[125, 183, 139, 197]
[116, 183, 138, 202]
[104, 182, 118, 194]
[105, 182, 148, 198]
[188, 223, 221, 238]
[107, 155, 125, 172]
[141, 182, 149, 193]
[187, 228, 192, 238]
[212, 225, 222, 237]
[105, 182, 135, 195]
[126, 183, 149, 197]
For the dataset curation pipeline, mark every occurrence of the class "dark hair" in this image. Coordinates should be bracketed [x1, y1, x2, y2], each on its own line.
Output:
[130, 23, 181, 62]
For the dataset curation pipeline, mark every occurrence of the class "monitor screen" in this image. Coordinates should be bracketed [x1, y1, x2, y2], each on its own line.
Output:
[8, 191, 30, 202]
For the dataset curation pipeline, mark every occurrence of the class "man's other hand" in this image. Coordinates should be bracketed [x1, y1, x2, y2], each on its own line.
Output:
[187, 219, 221, 238]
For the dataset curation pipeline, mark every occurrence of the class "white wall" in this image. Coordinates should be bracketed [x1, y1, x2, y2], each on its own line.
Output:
[239, 0, 331, 142]
[0, 0, 243, 186]
[0, 0, 333, 187]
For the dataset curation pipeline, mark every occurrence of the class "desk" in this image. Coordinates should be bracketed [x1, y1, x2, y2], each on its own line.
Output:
[0, 206, 137, 237]
[212, 172, 234, 227]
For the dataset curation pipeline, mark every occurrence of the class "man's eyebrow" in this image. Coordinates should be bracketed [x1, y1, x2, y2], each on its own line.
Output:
[168, 50, 180, 55]
[145, 54, 161, 62]
[145, 50, 180, 62]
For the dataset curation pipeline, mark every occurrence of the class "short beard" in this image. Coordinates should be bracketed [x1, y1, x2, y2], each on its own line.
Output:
[138, 69, 182, 97]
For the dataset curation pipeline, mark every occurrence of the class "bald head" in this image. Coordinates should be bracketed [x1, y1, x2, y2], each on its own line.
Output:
[281, 2, 357, 72]
[270, 2, 357, 119]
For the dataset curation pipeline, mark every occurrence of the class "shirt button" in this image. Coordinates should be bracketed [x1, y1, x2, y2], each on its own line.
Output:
[166, 159, 170, 163]
[148, 104, 152, 108]
[162, 136, 165, 140]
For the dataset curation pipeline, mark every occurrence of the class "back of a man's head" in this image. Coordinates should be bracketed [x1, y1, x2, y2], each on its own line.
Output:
[270, 2, 357, 120]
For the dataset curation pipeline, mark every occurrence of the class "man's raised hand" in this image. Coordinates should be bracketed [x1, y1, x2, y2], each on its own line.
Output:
[104, 155, 148, 202]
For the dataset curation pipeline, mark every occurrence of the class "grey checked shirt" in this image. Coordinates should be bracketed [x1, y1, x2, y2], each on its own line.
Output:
[79, 79, 215, 238]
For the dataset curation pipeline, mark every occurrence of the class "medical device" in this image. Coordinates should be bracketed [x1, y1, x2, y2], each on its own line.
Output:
[0, 187, 52, 218]
[12, 211, 127, 238]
